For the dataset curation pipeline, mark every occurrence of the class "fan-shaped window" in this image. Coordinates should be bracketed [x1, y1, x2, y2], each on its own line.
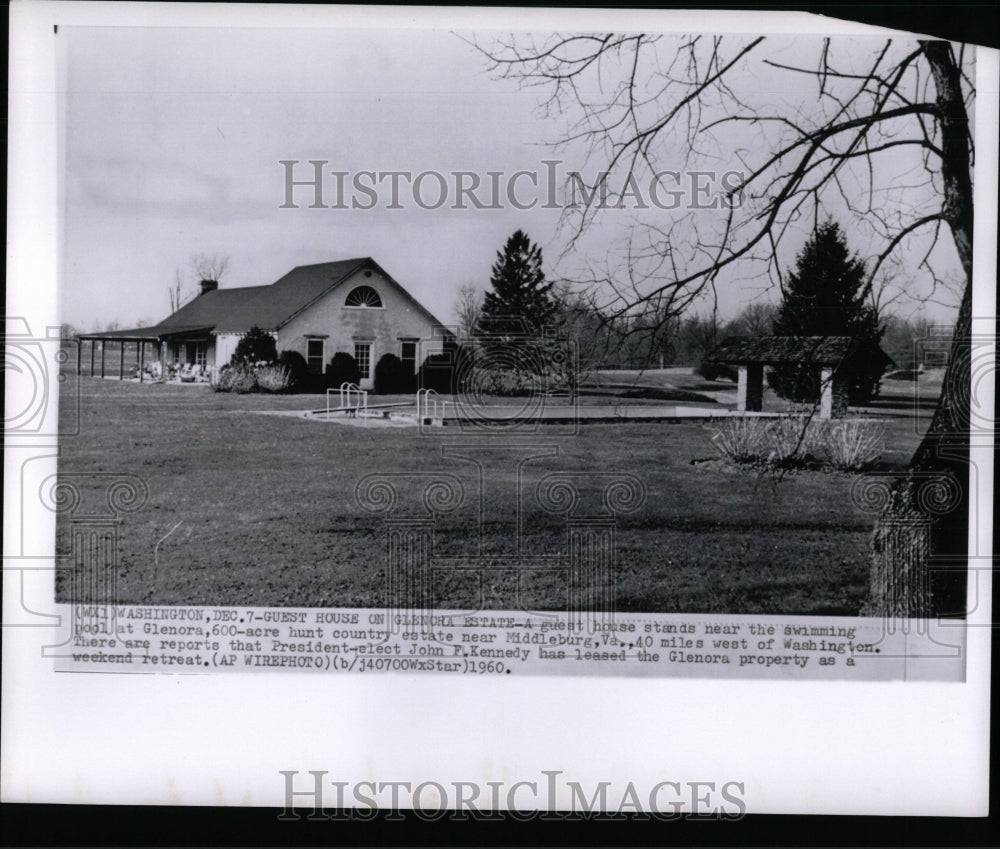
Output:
[344, 285, 383, 308]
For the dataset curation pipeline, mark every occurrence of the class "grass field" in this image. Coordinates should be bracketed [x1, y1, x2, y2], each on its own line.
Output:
[55, 370, 936, 615]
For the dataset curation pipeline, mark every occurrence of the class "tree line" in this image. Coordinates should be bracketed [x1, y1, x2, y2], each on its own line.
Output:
[458, 225, 950, 402]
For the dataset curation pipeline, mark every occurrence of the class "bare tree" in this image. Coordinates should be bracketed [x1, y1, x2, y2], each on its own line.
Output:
[168, 268, 192, 313]
[677, 312, 723, 364]
[730, 302, 779, 338]
[191, 253, 230, 284]
[626, 310, 681, 369]
[453, 282, 484, 339]
[548, 285, 620, 396]
[472, 34, 976, 617]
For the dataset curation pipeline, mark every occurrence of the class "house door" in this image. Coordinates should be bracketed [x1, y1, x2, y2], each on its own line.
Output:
[354, 342, 373, 389]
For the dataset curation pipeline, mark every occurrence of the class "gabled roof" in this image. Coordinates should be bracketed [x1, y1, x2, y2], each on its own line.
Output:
[707, 335, 894, 367]
[150, 257, 453, 336]
[149, 258, 360, 334]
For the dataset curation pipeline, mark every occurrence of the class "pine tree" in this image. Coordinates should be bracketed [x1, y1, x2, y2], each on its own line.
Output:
[477, 230, 556, 341]
[769, 221, 885, 404]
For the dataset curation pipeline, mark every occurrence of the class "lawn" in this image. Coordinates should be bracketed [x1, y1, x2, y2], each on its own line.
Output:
[55, 372, 934, 615]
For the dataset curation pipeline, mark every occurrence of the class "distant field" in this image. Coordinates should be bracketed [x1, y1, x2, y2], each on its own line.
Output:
[55, 371, 936, 615]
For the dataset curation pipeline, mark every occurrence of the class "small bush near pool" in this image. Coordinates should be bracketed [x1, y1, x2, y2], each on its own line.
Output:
[710, 416, 884, 471]
[255, 364, 292, 393]
[374, 353, 411, 394]
[823, 418, 886, 471]
[709, 417, 772, 465]
[327, 352, 362, 388]
[211, 362, 291, 394]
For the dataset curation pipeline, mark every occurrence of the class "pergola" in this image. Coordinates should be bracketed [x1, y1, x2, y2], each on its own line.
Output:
[75, 326, 214, 380]
[705, 335, 893, 420]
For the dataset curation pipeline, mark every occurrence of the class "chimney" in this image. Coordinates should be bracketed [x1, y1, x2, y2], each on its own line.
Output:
[199, 279, 219, 296]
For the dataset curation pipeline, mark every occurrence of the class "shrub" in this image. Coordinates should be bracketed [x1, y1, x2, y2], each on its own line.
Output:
[230, 365, 258, 393]
[209, 366, 230, 392]
[327, 351, 361, 388]
[231, 326, 278, 366]
[255, 364, 292, 393]
[211, 364, 237, 392]
[278, 350, 319, 393]
[710, 415, 818, 467]
[464, 365, 534, 397]
[417, 353, 453, 393]
[710, 415, 884, 471]
[210, 363, 258, 393]
[710, 417, 773, 465]
[696, 361, 738, 382]
[764, 416, 826, 465]
[822, 418, 885, 470]
[417, 343, 473, 394]
[374, 353, 410, 394]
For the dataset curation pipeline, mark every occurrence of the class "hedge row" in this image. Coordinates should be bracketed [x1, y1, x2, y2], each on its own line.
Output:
[272, 344, 471, 395]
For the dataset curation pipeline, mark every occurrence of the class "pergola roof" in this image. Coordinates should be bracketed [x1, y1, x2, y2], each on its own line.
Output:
[706, 335, 893, 367]
[76, 327, 163, 341]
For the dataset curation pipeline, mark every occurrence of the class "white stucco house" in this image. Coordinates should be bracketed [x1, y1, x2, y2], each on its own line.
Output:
[78, 258, 453, 389]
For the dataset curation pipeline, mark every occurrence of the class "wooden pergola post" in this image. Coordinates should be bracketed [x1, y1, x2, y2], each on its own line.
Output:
[820, 367, 834, 420]
[736, 363, 764, 413]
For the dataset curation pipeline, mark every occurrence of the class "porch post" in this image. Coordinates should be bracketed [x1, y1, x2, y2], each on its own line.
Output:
[820, 366, 834, 420]
[76, 339, 82, 376]
[119, 340, 125, 380]
[100, 341, 105, 378]
[90, 340, 95, 376]
[139, 341, 145, 382]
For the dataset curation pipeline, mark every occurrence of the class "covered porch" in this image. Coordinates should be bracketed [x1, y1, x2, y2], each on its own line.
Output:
[75, 325, 215, 381]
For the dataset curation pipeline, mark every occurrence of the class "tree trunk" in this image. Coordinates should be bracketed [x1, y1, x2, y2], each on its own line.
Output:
[866, 43, 973, 618]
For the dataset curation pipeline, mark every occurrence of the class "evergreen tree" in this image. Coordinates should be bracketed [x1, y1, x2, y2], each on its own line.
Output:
[769, 221, 885, 404]
[231, 325, 277, 365]
[477, 230, 556, 341]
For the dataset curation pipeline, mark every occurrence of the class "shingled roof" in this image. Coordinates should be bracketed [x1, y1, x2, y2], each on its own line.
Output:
[156, 258, 379, 334]
[81, 258, 451, 340]
[706, 335, 893, 367]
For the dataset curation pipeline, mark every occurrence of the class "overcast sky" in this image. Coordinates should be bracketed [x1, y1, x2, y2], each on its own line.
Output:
[59, 26, 966, 332]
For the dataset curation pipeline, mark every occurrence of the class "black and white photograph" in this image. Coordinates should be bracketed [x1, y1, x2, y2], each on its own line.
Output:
[4, 1, 995, 819]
